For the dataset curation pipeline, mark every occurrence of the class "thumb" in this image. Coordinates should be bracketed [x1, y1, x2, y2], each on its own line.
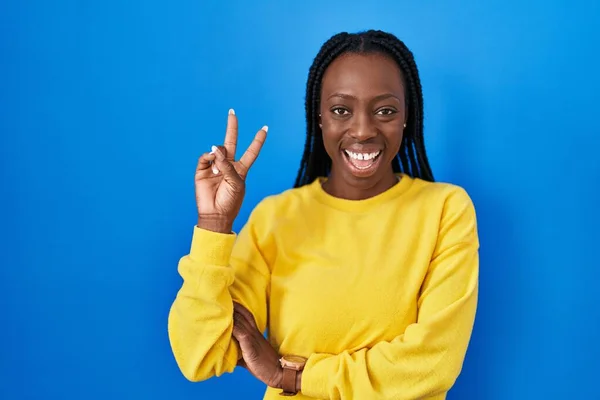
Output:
[211, 146, 241, 185]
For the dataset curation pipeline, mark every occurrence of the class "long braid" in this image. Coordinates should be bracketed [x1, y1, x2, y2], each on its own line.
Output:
[294, 30, 434, 188]
[399, 149, 410, 176]
[369, 33, 433, 181]
[295, 33, 353, 187]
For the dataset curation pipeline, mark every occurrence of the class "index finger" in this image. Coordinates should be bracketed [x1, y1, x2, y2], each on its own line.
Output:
[237, 126, 267, 177]
[233, 302, 258, 331]
[223, 109, 238, 161]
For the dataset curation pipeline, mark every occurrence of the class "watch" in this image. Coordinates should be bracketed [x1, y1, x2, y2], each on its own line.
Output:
[279, 355, 307, 396]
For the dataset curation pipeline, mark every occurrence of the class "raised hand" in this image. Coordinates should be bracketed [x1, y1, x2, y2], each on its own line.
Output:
[195, 109, 267, 233]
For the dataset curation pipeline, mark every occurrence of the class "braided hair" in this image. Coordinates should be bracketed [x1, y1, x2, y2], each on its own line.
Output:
[293, 30, 434, 188]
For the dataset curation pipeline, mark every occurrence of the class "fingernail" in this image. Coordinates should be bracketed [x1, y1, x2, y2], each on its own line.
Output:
[212, 165, 219, 174]
[262, 125, 268, 132]
[211, 145, 218, 154]
[229, 108, 235, 115]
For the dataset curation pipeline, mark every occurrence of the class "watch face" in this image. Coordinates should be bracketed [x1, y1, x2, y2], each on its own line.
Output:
[284, 355, 307, 364]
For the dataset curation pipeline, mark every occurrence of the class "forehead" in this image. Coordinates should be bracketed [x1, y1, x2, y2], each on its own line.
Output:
[321, 52, 405, 97]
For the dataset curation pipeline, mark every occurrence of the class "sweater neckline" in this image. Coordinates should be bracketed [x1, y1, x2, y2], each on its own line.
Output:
[308, 173, 414, 212]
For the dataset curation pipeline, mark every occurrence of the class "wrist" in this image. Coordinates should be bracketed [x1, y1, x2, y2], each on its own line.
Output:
[197, 216, 233, 233]
[274, 366, 284, 389]
[278, 355, 306, 394]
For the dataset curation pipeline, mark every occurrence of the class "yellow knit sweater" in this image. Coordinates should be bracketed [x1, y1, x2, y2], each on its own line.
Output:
[168, 174, 479, 399]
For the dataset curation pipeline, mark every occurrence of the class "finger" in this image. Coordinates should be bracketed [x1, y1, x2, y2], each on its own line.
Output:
[233, 302, 259, 331]
[233, 309, 256, 337]
[208, 145, 227, 175]
[224, 109, 238, 161]
[237, 127, 267, 178]
[232, 312, 249, 340]
[211, 145, 242, 185]
[234, 324, 260, 362]
[233, 310, 254, 334]
[196, 152, 217, 171]
[196, 152, 219, 177]
[211, 145, 228, 159]
[232, 335, 245, 362]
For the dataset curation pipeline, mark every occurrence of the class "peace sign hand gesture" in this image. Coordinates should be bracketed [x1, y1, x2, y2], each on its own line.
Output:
[195, 110, 267, 233]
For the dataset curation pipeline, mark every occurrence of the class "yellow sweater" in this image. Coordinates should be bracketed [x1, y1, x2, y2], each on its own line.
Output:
[168, 174, 479, 400]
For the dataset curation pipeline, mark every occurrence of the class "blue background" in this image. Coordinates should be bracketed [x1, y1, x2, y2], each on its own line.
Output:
[2, 1, 599, 399]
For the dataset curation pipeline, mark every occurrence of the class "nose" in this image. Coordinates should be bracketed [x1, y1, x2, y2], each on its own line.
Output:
[349, 111, 376, 141]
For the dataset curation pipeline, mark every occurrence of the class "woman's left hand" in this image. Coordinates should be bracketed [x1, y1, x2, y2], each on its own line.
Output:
[232, 302, 283, 389]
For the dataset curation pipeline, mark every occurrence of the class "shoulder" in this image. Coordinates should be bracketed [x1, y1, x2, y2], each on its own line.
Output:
[405, 176, 478, 237]
[408, 176, 476, 214]
[408, 177, 478, 245]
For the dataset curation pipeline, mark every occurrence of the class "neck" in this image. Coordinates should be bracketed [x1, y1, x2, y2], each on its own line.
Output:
[322, 169, 399, 201]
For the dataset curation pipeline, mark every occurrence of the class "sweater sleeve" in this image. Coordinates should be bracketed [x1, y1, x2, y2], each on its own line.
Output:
[301, 187, 479, 400]
[167, 199, 273, 382]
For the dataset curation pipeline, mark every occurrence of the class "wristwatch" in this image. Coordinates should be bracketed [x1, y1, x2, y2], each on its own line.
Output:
[279, 355, 307, 396]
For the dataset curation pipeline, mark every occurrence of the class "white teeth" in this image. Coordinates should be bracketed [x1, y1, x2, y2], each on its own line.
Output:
[344, 150, 381, 161]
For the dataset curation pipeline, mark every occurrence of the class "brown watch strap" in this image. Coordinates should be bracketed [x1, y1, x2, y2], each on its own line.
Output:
[280, 367, 297, 396]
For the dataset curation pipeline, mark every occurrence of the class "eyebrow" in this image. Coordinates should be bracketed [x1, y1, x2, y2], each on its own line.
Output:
[326, 92, 402, 102]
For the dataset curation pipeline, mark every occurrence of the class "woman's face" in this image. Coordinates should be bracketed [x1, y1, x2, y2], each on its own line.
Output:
[319, 52, 406, 193]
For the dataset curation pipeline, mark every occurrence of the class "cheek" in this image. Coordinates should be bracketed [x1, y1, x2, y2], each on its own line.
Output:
[320, 124, 345, 157]
[382, 127, 404, 155]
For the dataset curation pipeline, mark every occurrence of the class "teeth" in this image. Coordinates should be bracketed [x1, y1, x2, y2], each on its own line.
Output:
[344, 150, 381, 161]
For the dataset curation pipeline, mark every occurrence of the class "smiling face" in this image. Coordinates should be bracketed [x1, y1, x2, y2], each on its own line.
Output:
[319, 52, 407, 198]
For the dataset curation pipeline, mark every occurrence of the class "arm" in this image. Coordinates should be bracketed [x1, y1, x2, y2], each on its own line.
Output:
[167, 200, 273, 382]
[300, 188, 479, 400]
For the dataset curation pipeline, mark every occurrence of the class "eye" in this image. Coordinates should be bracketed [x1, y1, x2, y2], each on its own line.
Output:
[331, 107, 350, 116]
[376, 108, 397, 116]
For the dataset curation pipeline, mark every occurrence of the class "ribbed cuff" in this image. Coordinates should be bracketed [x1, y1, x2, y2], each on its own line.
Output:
[299, 353, 334, 399]
[189, 226, 237, 266]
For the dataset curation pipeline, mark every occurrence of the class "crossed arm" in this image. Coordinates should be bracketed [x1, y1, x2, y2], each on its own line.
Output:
[168, 190, 479, 399]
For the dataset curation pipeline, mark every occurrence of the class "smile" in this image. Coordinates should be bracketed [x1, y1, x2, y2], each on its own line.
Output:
[342, 149, 383, 175]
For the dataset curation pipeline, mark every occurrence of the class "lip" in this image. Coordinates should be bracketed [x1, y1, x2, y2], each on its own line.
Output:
[340, 148, 384, 178]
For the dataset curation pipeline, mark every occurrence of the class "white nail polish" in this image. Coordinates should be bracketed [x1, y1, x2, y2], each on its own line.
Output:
[211, 145, 218, 154]
[212, 165, 219, 174]
[262, 125, 268, 133]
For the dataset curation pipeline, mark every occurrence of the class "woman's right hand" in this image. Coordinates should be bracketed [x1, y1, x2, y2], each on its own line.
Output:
[195, 109, 267, 233]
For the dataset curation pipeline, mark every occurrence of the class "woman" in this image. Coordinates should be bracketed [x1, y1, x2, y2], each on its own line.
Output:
[168, 30, 479, 400]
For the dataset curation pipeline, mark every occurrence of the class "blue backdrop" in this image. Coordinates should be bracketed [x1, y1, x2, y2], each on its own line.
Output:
[2, 1, 599, 399]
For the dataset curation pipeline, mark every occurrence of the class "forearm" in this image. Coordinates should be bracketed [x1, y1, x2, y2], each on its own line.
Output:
[301, 309, 476, 399]
[301, 245, 478, 400]
[169, 219, 272, 382]
[168, 232, 240, 381]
